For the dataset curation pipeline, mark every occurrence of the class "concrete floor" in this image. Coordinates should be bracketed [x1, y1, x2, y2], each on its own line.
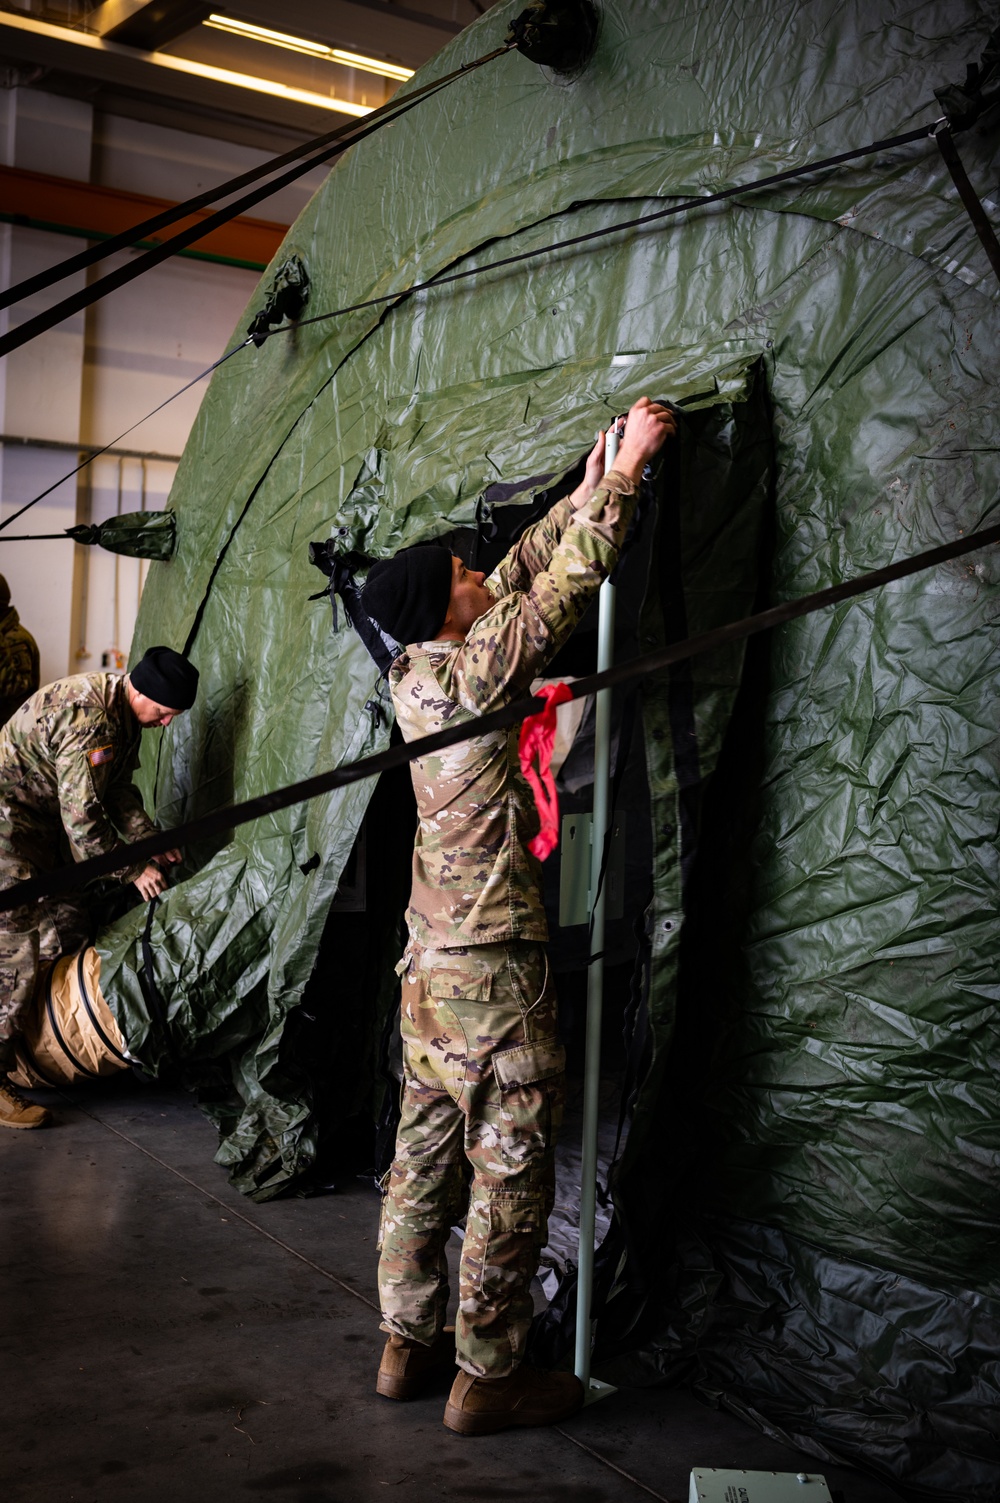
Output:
[3, 1080, 905, 1503]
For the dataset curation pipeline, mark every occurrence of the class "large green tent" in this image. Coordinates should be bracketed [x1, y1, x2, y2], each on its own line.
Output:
[92, 1, 999, 1495]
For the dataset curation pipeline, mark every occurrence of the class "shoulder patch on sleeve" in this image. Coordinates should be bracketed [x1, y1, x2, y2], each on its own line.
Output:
[88, 745, 115, 767]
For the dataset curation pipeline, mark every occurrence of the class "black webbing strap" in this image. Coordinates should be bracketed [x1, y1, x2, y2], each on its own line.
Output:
[0, 48, 506, 315]
[1, 516, 998, 915]
[137, 897, 178, 1067]
[0, 46, 514, 359]
[933, 125, 1000, 287]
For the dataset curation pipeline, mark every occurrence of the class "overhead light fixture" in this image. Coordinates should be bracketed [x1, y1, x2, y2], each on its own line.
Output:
[0, 11, 374, 118]
[204, 16, 414, 81]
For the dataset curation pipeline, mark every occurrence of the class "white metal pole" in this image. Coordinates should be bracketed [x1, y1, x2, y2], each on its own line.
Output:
[574, 418, 622, 1396]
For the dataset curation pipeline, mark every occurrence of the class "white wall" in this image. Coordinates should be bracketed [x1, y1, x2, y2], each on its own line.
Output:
[1, 92, 327, 686]
[93, 112, 329, 225]
[0, 88, 91, 688]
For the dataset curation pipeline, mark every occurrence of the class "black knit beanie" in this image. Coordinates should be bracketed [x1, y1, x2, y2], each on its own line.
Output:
[130, 646, 199, 711]
[362, 547, 453, 645]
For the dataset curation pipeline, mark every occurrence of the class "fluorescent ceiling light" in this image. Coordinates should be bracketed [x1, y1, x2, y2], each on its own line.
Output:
[204, 15, 414, 81]
[0, 12, 373, 117]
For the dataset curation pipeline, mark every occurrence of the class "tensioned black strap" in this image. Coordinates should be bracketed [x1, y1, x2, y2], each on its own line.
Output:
[0, 47, 514, 362]
[1, 516, 998, 914]
[933, 124, 1000, 287]
[262, 123, 941, 341]
[0, 49, 503, 315]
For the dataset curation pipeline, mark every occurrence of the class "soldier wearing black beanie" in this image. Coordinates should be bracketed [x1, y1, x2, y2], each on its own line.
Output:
[129, 646, 199, 711]
[0, 643, 202, 1128]
[362, 547, 453, 647]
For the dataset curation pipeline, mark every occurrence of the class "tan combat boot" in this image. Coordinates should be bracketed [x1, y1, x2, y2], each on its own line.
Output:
[443, 1364, 584, 1435]
[0, 1076, 52, 1129]
[376, 1326, 456, 1400]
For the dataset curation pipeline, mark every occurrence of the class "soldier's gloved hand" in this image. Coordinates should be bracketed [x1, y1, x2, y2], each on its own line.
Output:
[134, 862, 169, 901]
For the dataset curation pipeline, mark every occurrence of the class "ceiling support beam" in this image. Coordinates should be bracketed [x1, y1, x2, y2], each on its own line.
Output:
[91, 0, 214, 51]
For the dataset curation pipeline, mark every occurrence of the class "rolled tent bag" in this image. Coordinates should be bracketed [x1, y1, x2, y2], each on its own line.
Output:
[11, 948, 132, 1088]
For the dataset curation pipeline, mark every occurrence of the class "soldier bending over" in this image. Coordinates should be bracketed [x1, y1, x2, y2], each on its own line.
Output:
[0, 646, 198, 1129]
[362, 397, 675, 1434]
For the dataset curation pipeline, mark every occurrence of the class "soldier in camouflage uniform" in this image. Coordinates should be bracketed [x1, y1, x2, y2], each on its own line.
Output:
[0, 573, 40, 726]
[0, 645, 198, 1128]
[362, 397, 676, 1433]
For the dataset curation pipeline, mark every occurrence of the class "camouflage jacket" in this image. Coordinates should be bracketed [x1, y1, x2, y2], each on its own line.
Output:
[0, 672, 155, 882]
[390, 471, 637, 949]
[0, 606, 40, 727]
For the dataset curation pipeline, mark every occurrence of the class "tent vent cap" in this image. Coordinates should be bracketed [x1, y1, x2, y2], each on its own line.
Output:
[506, 0, 599, 75]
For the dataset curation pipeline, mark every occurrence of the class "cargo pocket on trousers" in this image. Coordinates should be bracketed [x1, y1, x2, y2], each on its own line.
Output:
[478, 1193, 544, 1302]
[493, 1037, 566, 1167]
[427, 967, 492, 1003]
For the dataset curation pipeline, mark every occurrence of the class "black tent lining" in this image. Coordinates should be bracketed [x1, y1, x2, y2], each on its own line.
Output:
[3, 512, 998, 914]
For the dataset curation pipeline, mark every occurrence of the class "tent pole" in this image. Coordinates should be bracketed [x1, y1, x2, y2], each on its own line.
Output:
[573, 418, 623, 1399]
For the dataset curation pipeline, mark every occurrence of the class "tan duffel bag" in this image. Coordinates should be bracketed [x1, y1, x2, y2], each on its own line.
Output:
[10, 947, 131, 1088]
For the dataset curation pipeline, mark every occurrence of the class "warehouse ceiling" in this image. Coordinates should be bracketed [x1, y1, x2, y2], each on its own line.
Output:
[0, 0, 501, 148]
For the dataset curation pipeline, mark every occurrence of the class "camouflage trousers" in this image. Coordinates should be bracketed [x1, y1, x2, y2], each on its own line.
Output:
[0, 850, 88, 1070]
[377, 938, 565, 1378]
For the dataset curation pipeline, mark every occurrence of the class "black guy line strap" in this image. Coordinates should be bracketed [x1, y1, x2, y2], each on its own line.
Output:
[1, 517, 997, 915]
[257, 122, 943, 340]
[933, 124, 1000, 287]
[0, 46, 513, 363]
[0, 116, 962, 537]
[0, 341, 246, 535]
[0, 48, 509, 316]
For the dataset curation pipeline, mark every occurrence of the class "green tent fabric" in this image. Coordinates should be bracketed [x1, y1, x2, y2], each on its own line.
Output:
[92, 1, 999, 1494]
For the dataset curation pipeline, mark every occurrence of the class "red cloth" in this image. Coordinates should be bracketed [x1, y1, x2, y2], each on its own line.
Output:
[518, 681, 574, 861]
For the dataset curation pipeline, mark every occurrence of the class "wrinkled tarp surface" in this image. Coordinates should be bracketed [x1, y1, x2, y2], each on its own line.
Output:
[94, 0, 999, 1494]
